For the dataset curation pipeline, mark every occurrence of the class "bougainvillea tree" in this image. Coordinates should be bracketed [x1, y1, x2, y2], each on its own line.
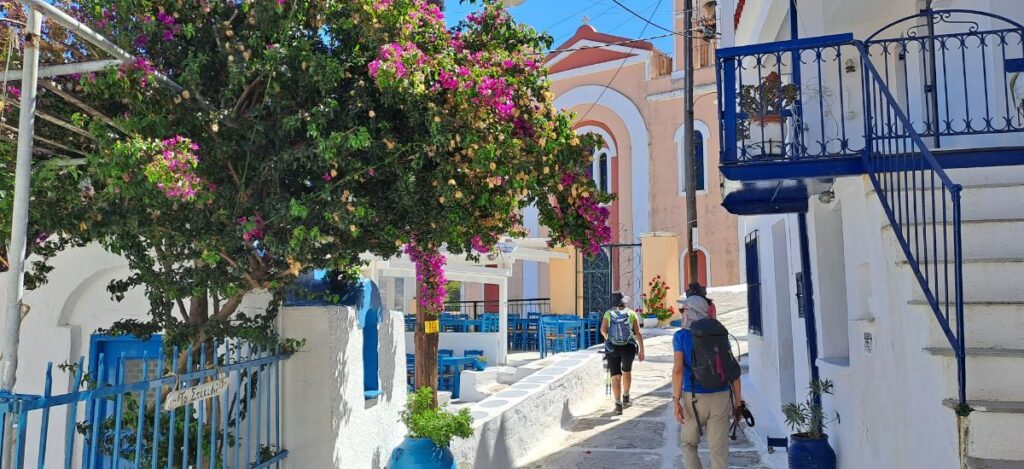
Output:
[1, 0, 610, 397]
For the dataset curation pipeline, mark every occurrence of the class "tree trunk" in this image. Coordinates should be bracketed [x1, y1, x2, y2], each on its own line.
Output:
[414, 300, 440, 405]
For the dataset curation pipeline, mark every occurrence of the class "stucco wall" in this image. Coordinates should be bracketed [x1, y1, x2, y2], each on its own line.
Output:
[739, 177, 958, 468]
[279, 306, 407, 469]
[403, 331, 505, 365]
[450, 349, 605, 468]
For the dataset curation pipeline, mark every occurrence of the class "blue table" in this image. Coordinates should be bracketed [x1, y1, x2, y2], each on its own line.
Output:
[439, 357, 478, 399]
[444, 318, 483, 332]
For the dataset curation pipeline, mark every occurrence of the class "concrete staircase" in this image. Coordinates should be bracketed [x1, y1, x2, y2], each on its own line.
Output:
[884, 167, 1024, 467]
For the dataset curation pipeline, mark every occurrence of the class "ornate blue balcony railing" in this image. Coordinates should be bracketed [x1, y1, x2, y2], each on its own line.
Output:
[716, 9, 1024, 173]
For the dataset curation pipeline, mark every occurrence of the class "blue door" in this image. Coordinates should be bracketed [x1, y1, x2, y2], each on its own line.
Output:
[86, 335, 163, 468]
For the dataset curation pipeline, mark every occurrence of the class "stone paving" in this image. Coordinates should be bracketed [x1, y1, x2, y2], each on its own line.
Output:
[516, 318, 767, 469]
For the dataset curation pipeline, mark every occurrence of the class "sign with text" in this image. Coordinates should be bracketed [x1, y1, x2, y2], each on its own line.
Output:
[163, 378, 230, 411]
[424, 320, 439, 334]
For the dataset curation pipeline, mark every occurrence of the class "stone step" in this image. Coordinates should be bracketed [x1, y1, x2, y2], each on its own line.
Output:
[870, 184, 1024, 220]
[911, 300, 1024, 350]
[926, 348, 1024, 401]
[939, 399, 1024, 461]
[898, 258, 1024, 303]
[968, 457, 1024, 469]
[945, 167, 1024, 187]
[951, 401, 1024, 462]
[882, 218, 1024, 260]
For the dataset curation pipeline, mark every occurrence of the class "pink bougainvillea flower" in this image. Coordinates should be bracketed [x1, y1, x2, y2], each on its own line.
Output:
[6, 85, 20, 99]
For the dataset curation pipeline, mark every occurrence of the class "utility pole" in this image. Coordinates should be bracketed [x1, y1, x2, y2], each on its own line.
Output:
[683, 0, 698, 285]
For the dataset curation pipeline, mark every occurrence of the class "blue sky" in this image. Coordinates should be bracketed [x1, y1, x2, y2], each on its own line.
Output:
[444, 0, 677, 53]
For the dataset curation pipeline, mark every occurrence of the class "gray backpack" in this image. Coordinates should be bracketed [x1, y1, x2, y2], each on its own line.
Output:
[606, 310, 633, 346]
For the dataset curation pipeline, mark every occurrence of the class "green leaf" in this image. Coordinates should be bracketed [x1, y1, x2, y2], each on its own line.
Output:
[289, 199, 310, 220]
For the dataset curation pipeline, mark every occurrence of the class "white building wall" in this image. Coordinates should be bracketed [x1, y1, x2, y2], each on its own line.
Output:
[279, 306, 407, 469]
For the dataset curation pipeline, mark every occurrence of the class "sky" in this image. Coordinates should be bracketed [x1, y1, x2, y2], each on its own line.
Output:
[443, 0, 678, 54]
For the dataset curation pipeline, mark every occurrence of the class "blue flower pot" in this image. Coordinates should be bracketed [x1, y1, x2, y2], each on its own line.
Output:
[788, 434, 837, 469]
[473, 359, 487, 371]
[389, 437, 457, 469]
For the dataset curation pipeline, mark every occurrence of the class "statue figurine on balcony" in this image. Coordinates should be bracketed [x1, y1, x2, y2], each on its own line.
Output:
[738, 71, 799, 158]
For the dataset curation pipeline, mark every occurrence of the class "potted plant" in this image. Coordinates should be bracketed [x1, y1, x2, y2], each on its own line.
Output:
[642, 276, 677, 328]
[473, 356, 488, 371]
[738, 71, 799, 157]
[783, 379, 840, 469]
[391, 387, 474, 468]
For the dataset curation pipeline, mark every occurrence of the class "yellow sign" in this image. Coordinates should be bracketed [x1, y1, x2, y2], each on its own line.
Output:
[425, 320, 439, 334]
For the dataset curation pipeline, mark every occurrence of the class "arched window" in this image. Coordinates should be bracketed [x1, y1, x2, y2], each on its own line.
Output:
[593, 148, 611, 194]
[676, 122, 710, 195]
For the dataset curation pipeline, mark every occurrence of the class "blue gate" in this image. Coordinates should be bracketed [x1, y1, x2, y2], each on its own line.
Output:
[0, 338, 290, 468]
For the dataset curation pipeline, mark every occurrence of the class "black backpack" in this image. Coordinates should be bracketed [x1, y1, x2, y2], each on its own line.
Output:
[689, 318, 741, 389]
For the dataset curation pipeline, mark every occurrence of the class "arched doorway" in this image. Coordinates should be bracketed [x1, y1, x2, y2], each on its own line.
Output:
[681, 249, 709, 288]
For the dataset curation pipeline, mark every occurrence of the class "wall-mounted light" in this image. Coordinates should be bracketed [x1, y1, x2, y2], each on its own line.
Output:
[844, 59, 856, 74]
[818, 189, 835, 204]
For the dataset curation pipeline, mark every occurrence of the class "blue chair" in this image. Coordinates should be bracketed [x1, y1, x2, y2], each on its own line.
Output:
[464, 350, 484, 370]
[481, 313, 499, 333]
[438, 349, 454, 358]
[437, 362, 455, 392]
[540, 318, 564, 358]
[406, 354, 416, 391]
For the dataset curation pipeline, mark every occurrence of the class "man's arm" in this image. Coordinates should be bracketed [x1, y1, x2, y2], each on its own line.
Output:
[632, 316, 645, 361]
[673, 351, 685, 424]
[731, 378, 743, 408]
[600, 315, 609, 341]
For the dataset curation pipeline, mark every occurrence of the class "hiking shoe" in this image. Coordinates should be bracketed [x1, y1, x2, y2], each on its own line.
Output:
[622, 395, 631, 408]
[614, 403, 623, 416]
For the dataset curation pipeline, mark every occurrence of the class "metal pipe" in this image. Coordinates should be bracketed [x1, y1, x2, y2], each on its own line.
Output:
[0, 7, 41, 395]
[0, 59, 122, 82]
[16, 0, 183, 93]
[0, 8, 40, 468]
[797, 212, 821, 405]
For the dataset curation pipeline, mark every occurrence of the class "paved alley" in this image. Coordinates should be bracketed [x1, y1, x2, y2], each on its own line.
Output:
[516, 322, 767, 469]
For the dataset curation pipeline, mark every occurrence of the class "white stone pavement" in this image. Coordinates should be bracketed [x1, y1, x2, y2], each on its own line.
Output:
[515, 311, 767, 469]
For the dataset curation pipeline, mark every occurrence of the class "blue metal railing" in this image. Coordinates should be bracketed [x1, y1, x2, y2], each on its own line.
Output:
[0, 340, 289, 468]
[857, 41, 968, 408]
[717, 9, 1024, 167]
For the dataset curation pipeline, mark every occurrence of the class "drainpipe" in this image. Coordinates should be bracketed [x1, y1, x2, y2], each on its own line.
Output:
[797, 213, 821, 406]
[790, 0, 822, 405]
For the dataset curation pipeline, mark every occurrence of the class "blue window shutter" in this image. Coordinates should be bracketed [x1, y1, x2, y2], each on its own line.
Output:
[694, 131, 705, 191]
[745, 232, 763, 335]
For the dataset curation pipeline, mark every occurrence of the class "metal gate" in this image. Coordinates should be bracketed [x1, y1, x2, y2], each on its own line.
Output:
[581, 243, 643, 315]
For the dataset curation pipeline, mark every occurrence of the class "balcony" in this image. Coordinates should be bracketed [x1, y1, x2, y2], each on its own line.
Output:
[715, 9, 1024, 204]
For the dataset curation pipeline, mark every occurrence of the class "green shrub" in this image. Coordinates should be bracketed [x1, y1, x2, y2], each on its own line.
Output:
[401, 387, 474, 449]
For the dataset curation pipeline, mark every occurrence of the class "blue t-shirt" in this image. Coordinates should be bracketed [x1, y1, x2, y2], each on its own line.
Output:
[673, 329, 730, 394]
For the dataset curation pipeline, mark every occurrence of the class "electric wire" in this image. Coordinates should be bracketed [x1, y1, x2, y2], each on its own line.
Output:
[576, 0, 664, 124]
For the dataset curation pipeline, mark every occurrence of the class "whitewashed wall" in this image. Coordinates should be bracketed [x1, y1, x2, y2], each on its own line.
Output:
[739, 176, 959, 468]
[279, 306, 407, 469]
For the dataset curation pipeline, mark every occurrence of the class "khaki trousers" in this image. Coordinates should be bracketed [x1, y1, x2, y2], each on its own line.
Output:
[680, 390, 732, 469]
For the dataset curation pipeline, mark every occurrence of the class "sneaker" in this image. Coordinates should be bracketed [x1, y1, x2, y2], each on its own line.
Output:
[614, 403, 623, 416]
[623, 395, 631, 408]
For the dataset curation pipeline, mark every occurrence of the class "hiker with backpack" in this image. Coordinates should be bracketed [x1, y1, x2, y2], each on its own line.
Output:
[686, 282, 717, 319]
[672, 294, 742, 469]
[601, 292, 645, 416]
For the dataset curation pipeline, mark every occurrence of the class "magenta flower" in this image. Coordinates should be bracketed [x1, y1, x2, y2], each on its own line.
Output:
[133, 33, 149, 49]
[6, 85, 20, 99]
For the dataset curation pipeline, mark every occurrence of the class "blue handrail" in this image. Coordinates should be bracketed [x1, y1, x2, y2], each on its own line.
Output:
[856, 41, 968, 409]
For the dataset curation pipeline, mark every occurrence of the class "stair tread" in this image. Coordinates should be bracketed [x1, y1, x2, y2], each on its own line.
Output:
[882, 217, 1024, 228]
[896, 257, 1024, 265]
[925, 347, 1024, 358]
[943, 398, 1024, 414]
[908, 299, 1024, 307]
[968, 457, 1024, 469]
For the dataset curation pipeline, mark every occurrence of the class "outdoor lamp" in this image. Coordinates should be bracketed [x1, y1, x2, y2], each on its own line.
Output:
[818, 189, 835, 204]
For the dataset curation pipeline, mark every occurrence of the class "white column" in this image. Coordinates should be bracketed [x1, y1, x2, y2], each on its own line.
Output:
[0, 8, 41, 393]
[498, 277, 508, 365]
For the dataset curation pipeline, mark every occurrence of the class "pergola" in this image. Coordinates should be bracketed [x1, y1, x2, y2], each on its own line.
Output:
[0, 0, 193, 394]
[363, 238, 568, 364]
